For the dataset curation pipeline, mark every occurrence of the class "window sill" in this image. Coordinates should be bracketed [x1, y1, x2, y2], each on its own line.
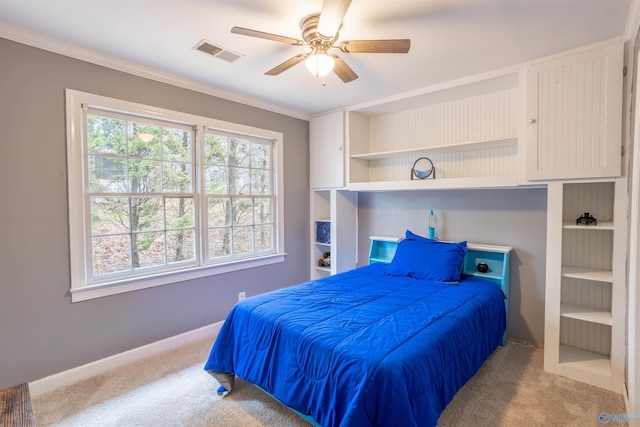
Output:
[70, 253, 287, 302]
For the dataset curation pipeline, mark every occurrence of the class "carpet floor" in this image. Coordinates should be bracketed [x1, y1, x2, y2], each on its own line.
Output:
[32, 337, 626, 426]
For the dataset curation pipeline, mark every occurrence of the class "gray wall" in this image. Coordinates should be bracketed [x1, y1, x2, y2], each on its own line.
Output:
[357, 188, 547, 346]
[0, 39, 310, 389]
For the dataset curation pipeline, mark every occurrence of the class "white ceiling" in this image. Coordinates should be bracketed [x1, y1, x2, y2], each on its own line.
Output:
[0, 0, 634, 116]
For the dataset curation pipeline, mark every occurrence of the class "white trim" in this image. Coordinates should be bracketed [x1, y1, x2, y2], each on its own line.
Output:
[28, 322, 223, 397]
[70, 254, 286, 302]
[625, 0, 640, 41]
[626, 51, 640, 427]
[66, 89, 286, 301]
[0, 21, 309, 121]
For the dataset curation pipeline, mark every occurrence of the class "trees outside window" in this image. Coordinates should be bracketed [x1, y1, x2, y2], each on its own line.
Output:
[66, 90, 284, 301]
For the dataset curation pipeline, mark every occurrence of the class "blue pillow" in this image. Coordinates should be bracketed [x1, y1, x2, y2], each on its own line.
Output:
[387, 238, 467, 283]
[405, 229, 430, 242]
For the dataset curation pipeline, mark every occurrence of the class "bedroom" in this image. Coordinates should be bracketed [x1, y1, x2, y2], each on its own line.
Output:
[0, 0, 639, 425]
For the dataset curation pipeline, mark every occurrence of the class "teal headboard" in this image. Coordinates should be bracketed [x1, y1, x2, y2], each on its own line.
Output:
[368, 236, 512, 345]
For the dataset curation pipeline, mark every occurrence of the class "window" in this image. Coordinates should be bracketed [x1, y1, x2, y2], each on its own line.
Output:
[66, 90, 285, 302]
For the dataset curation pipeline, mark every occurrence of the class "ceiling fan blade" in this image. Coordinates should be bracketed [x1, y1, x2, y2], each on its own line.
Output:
[338, 39, 411, 53]
[231, 26, 303, 45]
[317, 0, 352, 38]
[333, 56, 358, 83]
[265, 53, 309, 76]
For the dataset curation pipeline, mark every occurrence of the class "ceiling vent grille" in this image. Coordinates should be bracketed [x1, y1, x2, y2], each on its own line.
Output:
[194, 40, 243, 63]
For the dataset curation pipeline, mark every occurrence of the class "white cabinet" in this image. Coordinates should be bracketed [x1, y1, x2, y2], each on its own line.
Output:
[310, 189, 357, 279]
[544, 179, 627, 392]
[310, 111, 344, 189]
[346, 69, 524, 191]
[526, 42, 623, 180]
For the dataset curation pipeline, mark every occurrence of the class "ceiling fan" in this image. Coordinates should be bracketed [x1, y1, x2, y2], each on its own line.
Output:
[230, 0, 410, 83]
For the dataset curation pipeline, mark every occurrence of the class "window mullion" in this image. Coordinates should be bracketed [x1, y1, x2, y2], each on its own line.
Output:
[196, 125, 208, 267]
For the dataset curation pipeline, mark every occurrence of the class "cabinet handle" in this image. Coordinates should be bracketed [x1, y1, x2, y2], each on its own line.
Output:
[528, 118, 537, 124]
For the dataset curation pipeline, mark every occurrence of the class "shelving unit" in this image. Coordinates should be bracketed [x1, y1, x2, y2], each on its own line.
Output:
[310, 189, 357, 279]
[544, 179, 627, 393]
[346, 70, 524, 191]
[311, 191, 331, 279]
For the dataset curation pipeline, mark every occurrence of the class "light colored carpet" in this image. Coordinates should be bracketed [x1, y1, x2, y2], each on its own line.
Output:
[32, 338, 626, 426]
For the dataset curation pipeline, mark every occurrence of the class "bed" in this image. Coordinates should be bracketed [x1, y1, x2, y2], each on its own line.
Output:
[205, 233, 511, 427]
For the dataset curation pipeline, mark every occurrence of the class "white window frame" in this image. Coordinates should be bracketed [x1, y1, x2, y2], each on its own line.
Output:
[66, 89, 285, 302]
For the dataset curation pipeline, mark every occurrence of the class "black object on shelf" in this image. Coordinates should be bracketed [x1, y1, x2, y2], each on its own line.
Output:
[576, 212, 597, 226]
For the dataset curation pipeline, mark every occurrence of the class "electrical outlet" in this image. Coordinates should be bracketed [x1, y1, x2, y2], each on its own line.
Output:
[238, 291, 246, 301]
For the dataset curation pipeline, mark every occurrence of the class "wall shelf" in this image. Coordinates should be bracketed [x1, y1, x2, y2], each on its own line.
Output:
[347, 175, 520, 192]
[562, 221, 614, 230]
[350, 137, 517, 160]
[560, 303, 612, 325]
[346, 69, 523, 190]
[561, 265, 613, 283]
[559, 345, 612, 377]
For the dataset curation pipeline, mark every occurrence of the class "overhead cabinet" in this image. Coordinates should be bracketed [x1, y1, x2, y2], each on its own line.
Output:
[526, 43, 624, 180]
[333, 40, 623, 191]
[310, 110, 345, 189]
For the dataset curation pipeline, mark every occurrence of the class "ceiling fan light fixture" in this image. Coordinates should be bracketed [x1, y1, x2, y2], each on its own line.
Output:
[305, 51, 335, 77]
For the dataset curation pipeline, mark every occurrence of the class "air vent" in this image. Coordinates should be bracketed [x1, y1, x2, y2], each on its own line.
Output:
[193, 40, 243, 63]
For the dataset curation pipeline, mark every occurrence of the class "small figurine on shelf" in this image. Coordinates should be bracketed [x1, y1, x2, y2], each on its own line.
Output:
[576, 212, 597, 226]
[318, 252, 331, 267]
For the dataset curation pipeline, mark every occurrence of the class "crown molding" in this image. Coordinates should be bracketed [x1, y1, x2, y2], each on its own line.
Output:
[625, 0, 640, 41]
[0, 21, 310, 121]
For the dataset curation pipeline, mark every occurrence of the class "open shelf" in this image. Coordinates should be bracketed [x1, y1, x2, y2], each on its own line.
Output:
[559, 345, 611, 377]
[560, 303, 612, 326]
[561, 266, 613, 283]
[350, 137, 517, 160]
[368, 236, 402, 264]
[347, 175, 520, 192]
[562, 221, 614, 230]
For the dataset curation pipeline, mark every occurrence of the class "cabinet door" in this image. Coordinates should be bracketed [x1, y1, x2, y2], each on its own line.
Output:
[526, 43, 623, 180]
[310, 111, 344, 189]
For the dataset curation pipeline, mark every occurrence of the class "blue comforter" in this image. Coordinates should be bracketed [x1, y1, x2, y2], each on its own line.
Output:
[204, 263, 505, 427]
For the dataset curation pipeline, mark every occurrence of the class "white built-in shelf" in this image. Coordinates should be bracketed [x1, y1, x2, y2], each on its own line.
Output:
[559, 345, 611, 377]
[315, 266, 331, 274]
[315, 242, 330, 248]
[560, 303, 612, 325]
[561, 265, 613, 283]
[562, 221, 614, 230]
[347, 175, 519, 192]
[350, 137, 517, 161]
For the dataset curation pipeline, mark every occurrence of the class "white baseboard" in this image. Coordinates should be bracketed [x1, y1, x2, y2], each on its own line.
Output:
[29, 321, 223, 398]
